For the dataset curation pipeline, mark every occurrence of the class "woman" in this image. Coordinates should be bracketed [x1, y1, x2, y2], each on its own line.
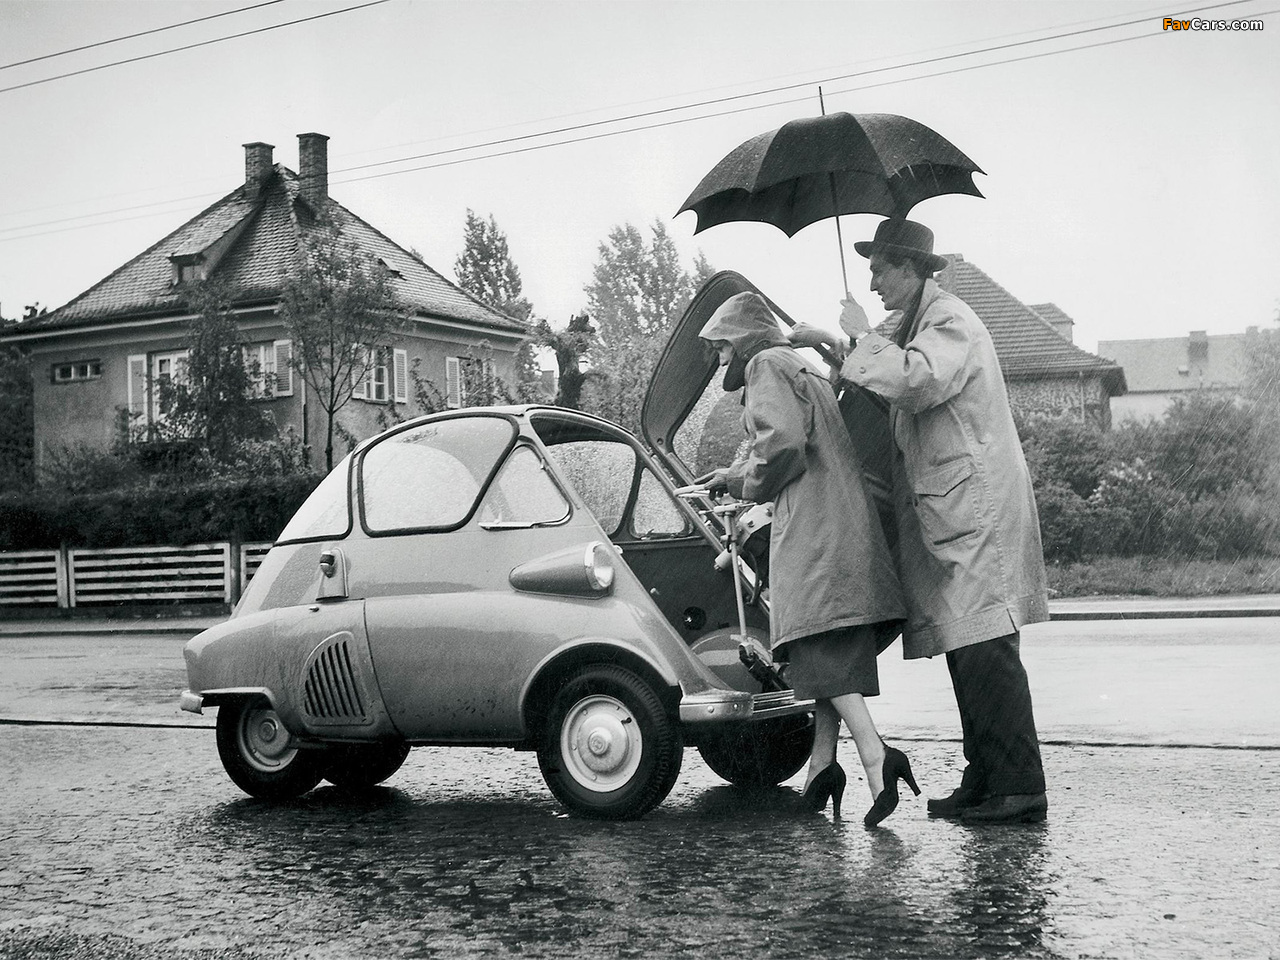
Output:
[699, 291, 918, 827]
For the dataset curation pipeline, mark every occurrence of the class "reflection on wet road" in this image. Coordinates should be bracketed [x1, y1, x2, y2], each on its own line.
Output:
[2, 726, 1277, 958]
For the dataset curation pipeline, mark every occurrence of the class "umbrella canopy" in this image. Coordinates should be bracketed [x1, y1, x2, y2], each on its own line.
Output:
[678, 112, 984, 237]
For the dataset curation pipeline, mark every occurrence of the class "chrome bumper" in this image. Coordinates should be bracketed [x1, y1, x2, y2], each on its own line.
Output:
[179, 690, 204, 715]
[677, 688, 813, 723]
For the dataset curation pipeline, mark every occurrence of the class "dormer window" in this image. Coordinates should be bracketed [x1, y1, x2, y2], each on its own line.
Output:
[377, 257, 403, 279]
[170, 253, 206, 286]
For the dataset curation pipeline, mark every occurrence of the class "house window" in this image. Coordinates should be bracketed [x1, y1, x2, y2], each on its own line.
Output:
[150, 350, 187, 424]
[52, 359, 102, 383]
[446, 355, 496, 409]
[353, 346, 407, 404]
[242, 340, 293, 398]
[126, 349, 188, 435]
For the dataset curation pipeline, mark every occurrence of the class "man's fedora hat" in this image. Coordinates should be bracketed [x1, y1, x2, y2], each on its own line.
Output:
[853, 218, 948, 273]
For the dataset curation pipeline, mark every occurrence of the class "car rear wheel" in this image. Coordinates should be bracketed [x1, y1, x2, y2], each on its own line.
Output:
[215, 696, 326, 800]
[697, 714, 814, 787]
[323, 742, 411, 789]
[537, 665, 682, 820]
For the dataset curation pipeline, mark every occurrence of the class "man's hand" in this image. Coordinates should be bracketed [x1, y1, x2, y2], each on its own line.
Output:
[839, 297, 872, 341]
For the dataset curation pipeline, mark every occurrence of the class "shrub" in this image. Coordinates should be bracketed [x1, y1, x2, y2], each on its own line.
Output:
[0, 473, 323, 550]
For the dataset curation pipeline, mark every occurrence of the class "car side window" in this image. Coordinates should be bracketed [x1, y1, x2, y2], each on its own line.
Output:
[477, 445, 570, 525]
[543, 439, 636, 537]
[631, 466, 691, 538]
[361, 417, 515, 532]
[277, 453, 353, 543]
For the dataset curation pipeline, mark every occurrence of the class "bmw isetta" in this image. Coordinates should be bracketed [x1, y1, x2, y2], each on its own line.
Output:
[180, 273, 890, 819]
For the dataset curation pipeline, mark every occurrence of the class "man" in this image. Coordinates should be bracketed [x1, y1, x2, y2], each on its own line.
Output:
[790, 218, 1049, 824]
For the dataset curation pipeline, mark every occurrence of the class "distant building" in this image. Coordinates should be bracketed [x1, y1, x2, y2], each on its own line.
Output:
[881, 255, 1127, 429]
[1097, 330, 1253, 424]
[1, 133, 528, 472]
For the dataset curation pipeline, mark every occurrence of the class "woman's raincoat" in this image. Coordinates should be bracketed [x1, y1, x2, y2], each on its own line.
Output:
[699, 292, 904, 652]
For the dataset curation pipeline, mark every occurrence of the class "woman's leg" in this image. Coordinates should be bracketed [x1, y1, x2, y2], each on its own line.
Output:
[830, 692, 886, 798]
[803, 700, 840, 791]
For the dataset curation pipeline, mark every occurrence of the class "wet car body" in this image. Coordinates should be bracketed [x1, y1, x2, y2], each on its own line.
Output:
[183, 274, 832, 819]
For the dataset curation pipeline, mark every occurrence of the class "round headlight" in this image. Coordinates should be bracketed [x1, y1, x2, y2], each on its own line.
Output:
[585, 542, 615, 591]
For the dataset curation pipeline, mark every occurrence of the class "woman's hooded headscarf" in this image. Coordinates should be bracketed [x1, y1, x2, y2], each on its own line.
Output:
[698, 292, 790, 391]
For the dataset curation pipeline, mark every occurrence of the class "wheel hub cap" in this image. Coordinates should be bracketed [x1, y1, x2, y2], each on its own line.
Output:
[561, 694, 643, 792]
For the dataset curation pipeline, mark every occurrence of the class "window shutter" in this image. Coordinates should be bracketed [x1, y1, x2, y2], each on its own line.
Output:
[273, 340, 293, 396]
[351, 346, 369, 400]
[393, 348, 408, 403]
[446, 356, 461, 409]
[126, 354, 148, 421]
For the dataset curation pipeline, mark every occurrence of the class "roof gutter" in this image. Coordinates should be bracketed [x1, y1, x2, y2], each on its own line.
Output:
[0, 302, 280, 343]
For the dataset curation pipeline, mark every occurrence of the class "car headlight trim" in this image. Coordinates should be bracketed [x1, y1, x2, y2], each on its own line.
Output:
[585, 541, 615, 592]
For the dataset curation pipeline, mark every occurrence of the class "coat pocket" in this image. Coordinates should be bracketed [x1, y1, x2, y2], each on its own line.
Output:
[912, 458, 980, 547]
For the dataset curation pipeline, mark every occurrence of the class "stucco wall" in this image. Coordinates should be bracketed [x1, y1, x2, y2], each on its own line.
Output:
[22, 311, 524, 474]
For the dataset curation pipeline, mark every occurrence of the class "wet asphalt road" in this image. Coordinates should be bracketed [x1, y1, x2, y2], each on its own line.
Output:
[2, 617, 1280, 958]
[2, 724, 1278, 959]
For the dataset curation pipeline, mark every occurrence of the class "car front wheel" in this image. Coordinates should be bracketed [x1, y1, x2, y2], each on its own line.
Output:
[537, 665, 682, 820]
[215, 696, 326, 800]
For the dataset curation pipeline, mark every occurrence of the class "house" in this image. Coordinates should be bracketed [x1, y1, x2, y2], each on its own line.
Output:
[1, 133, 528, 472]
[879, 255, 1127, 429]
[1096, 330, 1253, 424]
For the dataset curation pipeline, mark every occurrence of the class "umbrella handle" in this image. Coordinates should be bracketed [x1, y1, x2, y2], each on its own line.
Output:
[830, 191, 852, 299]
[817, 86, 853, 299]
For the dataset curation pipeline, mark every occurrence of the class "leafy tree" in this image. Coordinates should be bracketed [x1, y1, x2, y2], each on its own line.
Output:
[454, 209, 546, 403]
[454, 209, 533, 322]
[279, 214, 406, 470]
[581, 220, 713, 433]
[152, 278, 275, 462]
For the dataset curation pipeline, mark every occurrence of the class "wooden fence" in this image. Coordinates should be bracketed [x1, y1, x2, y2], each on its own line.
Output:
[0, 542, 274, 610]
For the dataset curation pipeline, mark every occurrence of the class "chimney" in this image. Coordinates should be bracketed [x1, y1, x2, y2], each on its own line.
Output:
[297, 132, 330, 210]
[243, 141, 274, 198]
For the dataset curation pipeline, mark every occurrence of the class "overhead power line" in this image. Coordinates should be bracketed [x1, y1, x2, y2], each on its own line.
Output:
[0, 0, 287, 72]
[0, 0, 1270, 242]
[333, 0, 1260, 180]
[0, 0, 391, 95]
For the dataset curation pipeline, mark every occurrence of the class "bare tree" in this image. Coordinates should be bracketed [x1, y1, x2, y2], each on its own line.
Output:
[279, 215, 405, 470]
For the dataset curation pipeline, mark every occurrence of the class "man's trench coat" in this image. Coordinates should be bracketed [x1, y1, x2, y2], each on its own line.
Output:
[840, 279, 1049, 659]
[701, 292, 905, 653]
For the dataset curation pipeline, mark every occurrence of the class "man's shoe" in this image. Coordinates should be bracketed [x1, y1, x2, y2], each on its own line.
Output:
[959, 792, 1048, 824]
[927, 785, 982, 818]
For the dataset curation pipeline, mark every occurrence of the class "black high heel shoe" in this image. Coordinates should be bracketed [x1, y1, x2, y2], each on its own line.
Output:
[864, 745, 920, 828]
[802, 761, 846, 817]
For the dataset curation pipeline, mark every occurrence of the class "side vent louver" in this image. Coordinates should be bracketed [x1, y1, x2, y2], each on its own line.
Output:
[302, 635, 369, 724]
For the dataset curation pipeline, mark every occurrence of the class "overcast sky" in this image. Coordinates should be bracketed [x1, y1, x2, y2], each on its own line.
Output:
[1, 0, 1276, 354]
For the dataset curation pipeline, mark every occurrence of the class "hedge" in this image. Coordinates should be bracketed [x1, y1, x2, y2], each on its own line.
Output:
[0, 473, 324, 550]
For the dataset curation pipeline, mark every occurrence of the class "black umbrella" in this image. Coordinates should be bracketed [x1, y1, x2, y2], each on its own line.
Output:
[678, 111, 983, 290]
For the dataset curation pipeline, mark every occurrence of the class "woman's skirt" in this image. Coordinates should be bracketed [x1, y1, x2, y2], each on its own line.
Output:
[780, 621, 900, 700]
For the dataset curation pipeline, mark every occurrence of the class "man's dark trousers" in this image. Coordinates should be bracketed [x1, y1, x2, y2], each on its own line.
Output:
[946, 631, 1046, 797]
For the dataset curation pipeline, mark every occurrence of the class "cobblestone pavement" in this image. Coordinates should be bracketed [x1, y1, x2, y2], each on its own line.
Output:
[2, 614, 1279, 958]
[1, 725, 1278, 959]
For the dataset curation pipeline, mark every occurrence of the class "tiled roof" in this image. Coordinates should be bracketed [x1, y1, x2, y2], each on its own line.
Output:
[1096, 333, 1248, 393]
[879, 255, 1126, 395]
[23, 166, 525, 335]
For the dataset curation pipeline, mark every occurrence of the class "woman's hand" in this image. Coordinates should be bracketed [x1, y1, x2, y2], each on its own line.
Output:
[703, 467, 732, 496]
[787, 322, 838, 351]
